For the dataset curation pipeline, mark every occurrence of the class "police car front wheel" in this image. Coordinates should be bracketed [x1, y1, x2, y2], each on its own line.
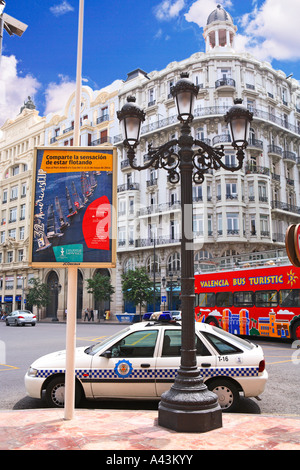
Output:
[208, 379, 239, 412]
[45, 376, 83, 408]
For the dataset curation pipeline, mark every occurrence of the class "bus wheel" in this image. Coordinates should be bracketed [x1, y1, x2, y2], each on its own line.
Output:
[205, 316, 219, 327]
[208, 379, 239, 412]
[291, 321, 300, 340]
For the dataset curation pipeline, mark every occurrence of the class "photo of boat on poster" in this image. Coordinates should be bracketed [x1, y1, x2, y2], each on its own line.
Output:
[29, 147, 116, 267]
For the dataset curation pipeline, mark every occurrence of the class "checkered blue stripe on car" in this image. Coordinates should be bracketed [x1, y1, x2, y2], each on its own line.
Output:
[36, 366, 259, 380]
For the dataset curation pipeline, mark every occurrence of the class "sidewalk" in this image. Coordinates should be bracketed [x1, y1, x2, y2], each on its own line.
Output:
[1, 408, 300, 450]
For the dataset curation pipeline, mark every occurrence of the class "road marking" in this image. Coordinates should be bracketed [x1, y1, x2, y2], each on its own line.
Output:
[0, 363, 19, 371]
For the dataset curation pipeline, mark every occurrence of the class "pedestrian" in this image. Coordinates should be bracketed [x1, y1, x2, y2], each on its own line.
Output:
[90, 308, 94, 322]
[84, 308, 89, 321]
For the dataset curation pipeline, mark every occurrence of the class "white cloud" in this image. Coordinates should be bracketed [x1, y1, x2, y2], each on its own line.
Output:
[0, 55, 41, 125]
[185, 0, 233, 28]
[154, 0, 186, 21]
[44, 75, 76, 115]
[50, 1, 74, 17]
[236, 0, 300, 61]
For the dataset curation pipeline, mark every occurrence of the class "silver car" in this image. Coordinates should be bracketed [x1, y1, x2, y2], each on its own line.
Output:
[5, 310, 37, 327]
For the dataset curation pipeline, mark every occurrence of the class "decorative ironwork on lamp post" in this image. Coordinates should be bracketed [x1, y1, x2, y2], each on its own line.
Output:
[117, 72, 253, 433]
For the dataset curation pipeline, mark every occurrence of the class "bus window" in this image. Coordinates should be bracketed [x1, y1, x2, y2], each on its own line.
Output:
[197, 292, 215, 307]
[233, 291, 254, 307]
[216, 292, 233, 307]
[279, 289, 300, 308]
[255, 290, 277, 308]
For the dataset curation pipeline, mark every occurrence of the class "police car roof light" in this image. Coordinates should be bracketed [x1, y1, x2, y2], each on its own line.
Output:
[150, 312, 173, 322]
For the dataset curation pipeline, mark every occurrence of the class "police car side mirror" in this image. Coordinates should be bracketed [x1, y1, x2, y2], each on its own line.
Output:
[102, 350, 112, 359]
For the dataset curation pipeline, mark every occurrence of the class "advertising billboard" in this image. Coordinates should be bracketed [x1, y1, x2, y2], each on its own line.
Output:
[29, 147, 117, 268]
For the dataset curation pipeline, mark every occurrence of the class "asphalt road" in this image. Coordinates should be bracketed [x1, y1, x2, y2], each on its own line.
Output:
[1, 321, 299, 415]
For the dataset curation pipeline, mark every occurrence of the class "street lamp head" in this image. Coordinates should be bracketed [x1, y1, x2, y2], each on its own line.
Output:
[225, 98, 253, 150]
[171, 72, 199, 124]
[117, 96, 146, 149]
[0, 1, 5, 15]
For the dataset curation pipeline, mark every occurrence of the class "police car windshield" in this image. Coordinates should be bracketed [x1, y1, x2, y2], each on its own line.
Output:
[85, 327, 131, 355]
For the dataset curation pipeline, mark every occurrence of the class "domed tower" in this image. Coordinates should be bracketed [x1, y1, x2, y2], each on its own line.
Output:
[203, 4, 237, 53]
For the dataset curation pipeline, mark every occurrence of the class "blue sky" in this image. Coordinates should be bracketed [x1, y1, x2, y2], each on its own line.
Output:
[1, 0, 300, 123]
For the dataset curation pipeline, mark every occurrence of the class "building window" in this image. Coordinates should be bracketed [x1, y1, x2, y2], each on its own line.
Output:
[18, 249, 24, 262]
[9, 207, 17, 223]
[193, 214, 204, 235]
[5, 276, 14, 289]
[19, 227, 25, 240]
[10, 186, 18, 200]
[21, 183, 27, 197]
[8, 228, 16, 240]
[20, 204, 26, 220]
[168, 252, 181, 272]
[12, 165, 19, 176]
[7, 251, 13, 263]
[227, 213, 239, 234]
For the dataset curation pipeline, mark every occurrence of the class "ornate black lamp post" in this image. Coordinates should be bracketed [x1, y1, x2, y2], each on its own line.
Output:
[117, 72, 253, 433]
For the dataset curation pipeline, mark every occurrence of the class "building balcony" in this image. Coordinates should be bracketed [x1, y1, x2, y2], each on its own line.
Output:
[212, 134, 231, 146]
[138, 201, 181, 217]
[248, 138, 263, 150]
[271, 200, 300, 215]
[283, 150, 297, 163]
[121, 158, 136, 170]
[63, 125, 74, 134]
[135, 237, 180, 248]
[96, 114, 109, 124]
[91, 135, 112, 146]
[117, 182, 140, 193]
[268, 144, 282, 157]
[146, 178, 158, 187]
[215, 78, 236, 89]
[245, 164, 270, 176]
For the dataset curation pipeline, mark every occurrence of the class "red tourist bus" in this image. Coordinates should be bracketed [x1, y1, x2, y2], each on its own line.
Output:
[195, 263, 300, 340]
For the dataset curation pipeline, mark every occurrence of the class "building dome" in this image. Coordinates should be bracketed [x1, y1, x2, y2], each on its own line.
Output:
[207, 4, 233, 25]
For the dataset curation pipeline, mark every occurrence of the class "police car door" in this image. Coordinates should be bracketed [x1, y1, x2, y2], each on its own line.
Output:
[90, 328, 159, 398]
[155, 328, 216, 397]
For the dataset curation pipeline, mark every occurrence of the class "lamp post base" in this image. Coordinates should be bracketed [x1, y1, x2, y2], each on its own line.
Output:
[158, 369, 222, 433]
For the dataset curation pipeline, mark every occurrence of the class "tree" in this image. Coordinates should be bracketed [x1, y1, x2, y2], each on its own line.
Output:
[86, 272, 115, 320]
[26, 278, 51, 320]
[121, 267, 153, 320]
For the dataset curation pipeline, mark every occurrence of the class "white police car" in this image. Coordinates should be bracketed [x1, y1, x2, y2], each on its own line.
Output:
[25, 313, 268, 411]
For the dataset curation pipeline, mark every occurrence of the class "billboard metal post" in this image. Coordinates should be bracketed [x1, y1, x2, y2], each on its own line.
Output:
[64, 0, 84, 421]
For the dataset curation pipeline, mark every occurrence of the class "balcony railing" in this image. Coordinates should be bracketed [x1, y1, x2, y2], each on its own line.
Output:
[215, 78, 236, 88]
[283, 150, 297, 162]
[138, 201, 181, 216]
[96, 114, 109, 124]
[135, 237, 180, 248]
[268, 144, 282, 156]
[271, 200, 300, 214]
[212, 134, 231, 146]
[117, 183, 140, 192]
[91, 136, 112, 146]
[245, 164, 270, 176]
[248, 138, 263, 149]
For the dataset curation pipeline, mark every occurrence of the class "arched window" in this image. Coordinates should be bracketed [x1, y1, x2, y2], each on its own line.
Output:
[194, 250, 214, 273]
[167, 252, 181, 273]
[124, 258, 136, 273]
[146, 254, 160, 274]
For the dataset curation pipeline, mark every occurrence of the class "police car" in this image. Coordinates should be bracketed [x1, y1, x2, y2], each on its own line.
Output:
[25, 313, 268, 412]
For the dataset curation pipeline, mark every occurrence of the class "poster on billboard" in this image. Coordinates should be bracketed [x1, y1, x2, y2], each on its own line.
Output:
[29, 146, 117, 268]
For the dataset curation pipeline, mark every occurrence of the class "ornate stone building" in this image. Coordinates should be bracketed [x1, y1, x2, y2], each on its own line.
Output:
[114, 4, 300, 313]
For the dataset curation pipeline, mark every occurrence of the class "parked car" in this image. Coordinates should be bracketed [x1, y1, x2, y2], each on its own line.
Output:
[6, 310, 37, 327]
[25, 312, 267, 411]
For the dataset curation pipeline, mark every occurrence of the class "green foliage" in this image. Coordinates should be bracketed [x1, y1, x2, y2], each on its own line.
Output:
[26, 278, 51, 310]
[121, 267, 153, 318]
[86, 272, 115, 303]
